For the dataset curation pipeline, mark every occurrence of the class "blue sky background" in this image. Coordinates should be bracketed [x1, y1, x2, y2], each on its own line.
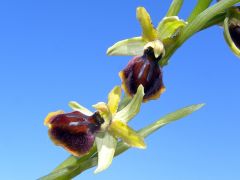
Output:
[0, 0, 240, 179]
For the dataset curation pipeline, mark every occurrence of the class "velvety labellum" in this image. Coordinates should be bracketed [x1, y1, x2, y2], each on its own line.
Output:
[229, 24, 240, 49]
[120, 48, 165, 102]
[47, 111, 104, 157]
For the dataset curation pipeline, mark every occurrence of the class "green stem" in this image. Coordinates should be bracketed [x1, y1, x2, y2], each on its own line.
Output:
[37, 120, 172, 179]
[39, 104, 204, 179]
[166, 0, 184, 17]
[53, 146, 97, 172]
[39, 1, 240, 179]
[188, 0, 213, 23]
[160, 0, 240, 66]
[200, 12, 226, 31]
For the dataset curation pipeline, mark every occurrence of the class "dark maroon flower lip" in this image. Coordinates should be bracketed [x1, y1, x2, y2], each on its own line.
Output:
[119, 47, 165, 102]
[229, 24, 240, 49]
[45, 111, 104, 157]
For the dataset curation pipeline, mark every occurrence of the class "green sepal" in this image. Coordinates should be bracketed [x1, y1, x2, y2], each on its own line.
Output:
[115, 85, 144, 123]
[39, 103, 205, 179]
[68, 101, 92, 116]
[107, 37, 146, 56]
[107, 7, 161, 57]
[157, 16, 187, 46]
[94, 132, 117, 174]
[136, 7, 159, 41]
[109, 120, 146, 149]
[107, 86, 122, 115]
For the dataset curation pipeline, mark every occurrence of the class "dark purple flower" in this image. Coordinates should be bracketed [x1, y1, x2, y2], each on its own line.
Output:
[44, 111, 104, 157]
[229, 24, 240, 49]
[119, 47, 165, 102]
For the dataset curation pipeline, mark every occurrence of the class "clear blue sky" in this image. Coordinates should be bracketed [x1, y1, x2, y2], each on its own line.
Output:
[1, 0, 240, 179]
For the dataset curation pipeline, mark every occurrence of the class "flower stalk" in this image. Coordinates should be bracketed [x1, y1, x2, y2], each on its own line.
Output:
[40, 104, 204, 180]
[40, 0, 240, 179]
[160, 0, 240, 66]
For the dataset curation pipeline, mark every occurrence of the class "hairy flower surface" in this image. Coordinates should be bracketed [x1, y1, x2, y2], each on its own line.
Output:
[107, 6, 186, 101]
[44, 111, 104, 157]
[120, 46, 165, 102]
[44, 85, 145, 173]
[91, 85, 145, 173]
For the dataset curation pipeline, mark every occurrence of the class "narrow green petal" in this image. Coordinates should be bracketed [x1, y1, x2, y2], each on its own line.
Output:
[94, 132, 117, 174]
[136, 7, 159, 41]
[157, 16, 187, 46]
[223, 16, 240, 57]
[114, 85, 144, 123]
[39, 104, 205, 179]
[109, 120, 146, 149]
[107, 37, 146, 56]
[107, 86, 122, 115]
[68, 101, 92, 116]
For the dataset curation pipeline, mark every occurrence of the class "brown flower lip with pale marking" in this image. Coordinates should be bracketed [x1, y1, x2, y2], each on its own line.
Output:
[45, 111, 104, 157]
[119, 47, 165, 102]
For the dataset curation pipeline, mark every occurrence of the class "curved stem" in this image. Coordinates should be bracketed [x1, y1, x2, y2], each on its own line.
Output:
[39, 104, 204, 179]
[39, 0, 240, 179]
[200, 12, 226, 31]
[53, 146, 97, 172]
[160, 0, 240, 66]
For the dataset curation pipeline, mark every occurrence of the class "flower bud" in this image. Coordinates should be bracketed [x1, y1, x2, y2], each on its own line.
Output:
[223, 7, 240, 57]
[119, 47, 165, 102]
[44, 111, 104, 157]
